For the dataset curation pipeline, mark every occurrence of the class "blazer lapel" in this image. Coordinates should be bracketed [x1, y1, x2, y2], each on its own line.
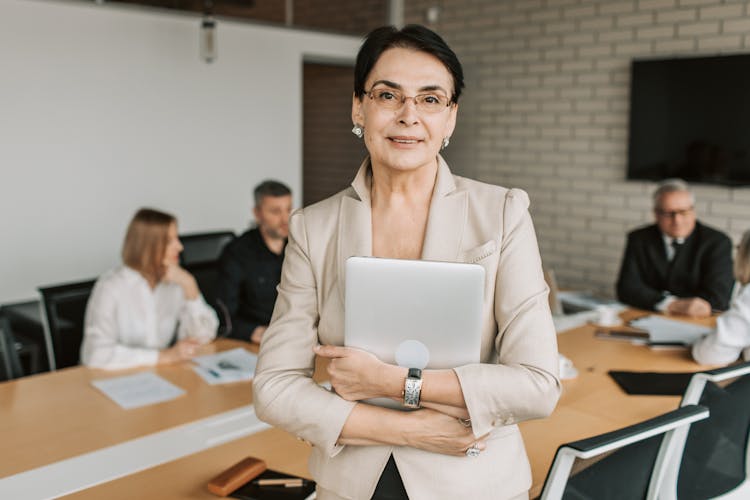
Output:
[337, 158, 373, 304]
[420, 156, 467, 262]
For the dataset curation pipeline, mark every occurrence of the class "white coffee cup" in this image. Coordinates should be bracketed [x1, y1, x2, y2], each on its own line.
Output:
[558, 354, 578, 380]
[596, 305, 622, 327]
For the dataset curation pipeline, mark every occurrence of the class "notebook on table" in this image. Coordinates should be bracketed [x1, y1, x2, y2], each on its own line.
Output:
[344, 256, 485, 409]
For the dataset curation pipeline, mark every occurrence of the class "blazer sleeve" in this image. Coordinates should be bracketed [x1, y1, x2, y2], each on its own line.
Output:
[696, 232, 734, 311]
[453, 189, 561, 438]
[253, 210, 356, 457]
[616, 234, 664, 310]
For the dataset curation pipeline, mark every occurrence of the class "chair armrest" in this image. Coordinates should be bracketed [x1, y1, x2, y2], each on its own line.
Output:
[563, 405, 709, 459]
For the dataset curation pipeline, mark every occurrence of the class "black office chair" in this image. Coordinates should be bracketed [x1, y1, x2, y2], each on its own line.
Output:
[38, 279, 97, 371]
[0, 313, 23, 381]
[539, 404, 710, 500]
[657, 361, 750, 500]
[179, 231, 235, 336]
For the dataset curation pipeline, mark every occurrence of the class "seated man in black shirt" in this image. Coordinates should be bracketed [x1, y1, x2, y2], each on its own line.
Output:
[616, 179, 734, 317]
[217, 180, 292, 343]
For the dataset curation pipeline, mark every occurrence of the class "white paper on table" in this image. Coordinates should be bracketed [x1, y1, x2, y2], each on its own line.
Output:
[91, 372, 186, 409]
[191, 347, 257, 385]
[629, 315, 714, 344]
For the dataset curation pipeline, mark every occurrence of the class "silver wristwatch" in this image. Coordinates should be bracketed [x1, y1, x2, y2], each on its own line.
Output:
[403, 368, 423, 408]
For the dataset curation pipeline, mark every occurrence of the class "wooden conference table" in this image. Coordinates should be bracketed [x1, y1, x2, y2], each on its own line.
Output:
[0, 312, 716, 499]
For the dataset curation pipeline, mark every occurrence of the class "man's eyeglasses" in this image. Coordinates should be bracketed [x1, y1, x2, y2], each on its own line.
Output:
[365, 87, 452, 114]
[655, 207, 694, 219]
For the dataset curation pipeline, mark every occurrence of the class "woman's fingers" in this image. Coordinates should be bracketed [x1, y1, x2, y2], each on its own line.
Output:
[313, 344, 350, 358]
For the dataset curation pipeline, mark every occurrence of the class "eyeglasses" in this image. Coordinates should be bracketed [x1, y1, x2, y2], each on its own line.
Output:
[655, 207, 694, 219]
[365, 87, 452, 114]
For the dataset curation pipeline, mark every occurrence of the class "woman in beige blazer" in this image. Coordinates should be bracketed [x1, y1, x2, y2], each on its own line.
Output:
[253, 24, 560, 500]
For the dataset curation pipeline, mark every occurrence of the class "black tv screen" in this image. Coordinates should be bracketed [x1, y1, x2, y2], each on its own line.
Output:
[628, 54, 750, 186]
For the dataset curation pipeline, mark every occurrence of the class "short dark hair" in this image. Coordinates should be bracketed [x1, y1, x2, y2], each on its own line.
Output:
[354, 24, 464, 104]
[254, 180, 291, 207]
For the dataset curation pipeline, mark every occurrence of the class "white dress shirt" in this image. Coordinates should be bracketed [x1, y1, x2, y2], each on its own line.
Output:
[80, 266, 218, 369]
[693, 284, 750, 365]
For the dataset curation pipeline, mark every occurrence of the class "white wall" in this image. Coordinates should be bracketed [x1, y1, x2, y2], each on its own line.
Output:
[0, 0, 361, 303]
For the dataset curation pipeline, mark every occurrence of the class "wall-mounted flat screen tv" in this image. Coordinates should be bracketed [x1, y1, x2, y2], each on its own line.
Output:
[628, 53, 750, 186]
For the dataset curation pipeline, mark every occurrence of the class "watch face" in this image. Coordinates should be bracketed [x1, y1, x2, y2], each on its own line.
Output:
[404, 378, 423, 408]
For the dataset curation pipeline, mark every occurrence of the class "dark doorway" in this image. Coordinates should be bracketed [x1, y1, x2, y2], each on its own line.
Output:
[303, 62, 367, 206]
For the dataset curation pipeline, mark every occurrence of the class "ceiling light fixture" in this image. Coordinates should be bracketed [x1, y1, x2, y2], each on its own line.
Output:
[200, 0, 216, 63]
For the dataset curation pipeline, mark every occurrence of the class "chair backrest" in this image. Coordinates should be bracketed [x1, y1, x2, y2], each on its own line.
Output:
[178, 231, 235, 337]
[0, 313, 23, 381]
[657, 361, 750, 500]
[179, 231, 235, 268]
[38, 279, 97, 371]
[540, 404, 709, 500]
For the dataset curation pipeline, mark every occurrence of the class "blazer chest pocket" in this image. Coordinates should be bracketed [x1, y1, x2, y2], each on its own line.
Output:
[460, 240, 498, 264]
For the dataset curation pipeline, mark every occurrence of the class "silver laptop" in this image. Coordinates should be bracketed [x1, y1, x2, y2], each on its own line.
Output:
[345, 256, 485, 409]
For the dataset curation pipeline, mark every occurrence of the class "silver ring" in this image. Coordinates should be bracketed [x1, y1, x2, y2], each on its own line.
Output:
[465, 444, 481, 457]
[458, 417, 472, 427]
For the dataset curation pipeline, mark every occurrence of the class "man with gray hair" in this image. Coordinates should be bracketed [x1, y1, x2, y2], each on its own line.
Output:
[216, 180, 292, 343]
[616, 179, 733, 317]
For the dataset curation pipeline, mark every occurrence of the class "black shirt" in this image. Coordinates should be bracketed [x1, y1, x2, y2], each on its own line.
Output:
[216, 228, 285, 340]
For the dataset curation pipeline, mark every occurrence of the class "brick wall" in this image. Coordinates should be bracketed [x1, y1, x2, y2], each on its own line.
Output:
[405, 0, 750, 297]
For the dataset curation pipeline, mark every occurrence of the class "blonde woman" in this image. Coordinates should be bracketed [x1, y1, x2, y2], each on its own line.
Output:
[81, 208, 218, 369]
[693, 230, 750, 365]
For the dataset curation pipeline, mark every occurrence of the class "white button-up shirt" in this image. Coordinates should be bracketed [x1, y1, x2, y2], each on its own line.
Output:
[80, 266, 218, 369]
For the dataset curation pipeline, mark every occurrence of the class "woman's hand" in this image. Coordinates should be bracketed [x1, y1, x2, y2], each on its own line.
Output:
[158, 338, 202, 364]
[403, 407, 487, 456]
[314, 344, 401, 401]
[162, 264, 200, 300]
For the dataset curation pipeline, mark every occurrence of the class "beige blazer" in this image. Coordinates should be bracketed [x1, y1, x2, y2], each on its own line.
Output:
[253, 157, 560, 500]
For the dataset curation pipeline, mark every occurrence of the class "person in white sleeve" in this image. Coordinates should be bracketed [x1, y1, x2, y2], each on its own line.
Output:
[80, 208, 218, 369]
[693, 229, 750, 365]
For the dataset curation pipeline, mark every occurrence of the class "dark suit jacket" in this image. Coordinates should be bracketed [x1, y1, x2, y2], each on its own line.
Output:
[616, 221, 734, 311]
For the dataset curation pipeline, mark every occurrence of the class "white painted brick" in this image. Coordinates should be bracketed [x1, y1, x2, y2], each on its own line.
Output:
[599, 29, 635, 43]
[546, 20, 578, 34]
[540, 126, 573, 138]
[638, 0, 677, 10]
[580, 16, 616, 32]
[510, 75, 540, 87]
[543, 74, 575, 86]
[710, 201, 744, 216]
[561, 60, 594, 72]
[561, 87, 593, 99]
[512, 49, 543, 62]
[576, 127, 608, 139]
[562, 33, 596, 45]
[530, 8, 562, 23]
[679, 0, 717, 6]
[700, 4, 744, 20]
[615, 40, 653, 55]
[723, 18, 750, 34]
[564, 5, 597, 20]
[575, 99, 609, 112]
[529, 35, 562, 49]
[600, 1, 636, 15]
[637, 26, 675, 40]
[656, 8, 697, 23]
[655, 38, 696, 52]
[578, 45, 613, 58]
[732, 189, 750, 203]
[698, 34, 742, 50]
[678, 21, 720, 36]
[544, 47, 576, 60]
[560, 114, 592, 125]
[591, 193, 627, 207]
[512, 24, 544, 38]
[526, 87, 557, 100]
[617, 13, 655, 28]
